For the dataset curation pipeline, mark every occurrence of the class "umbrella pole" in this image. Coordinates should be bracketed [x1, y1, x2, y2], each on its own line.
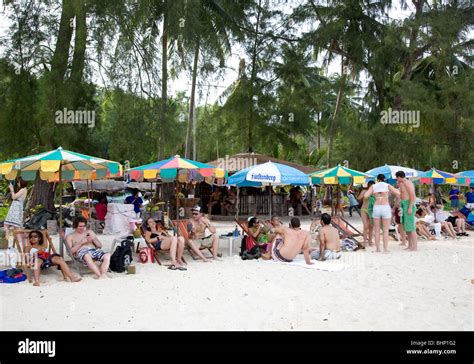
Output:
[269, 184, 272, 220]
[59, 168, 64, 257]
[235, 187, 240, 220]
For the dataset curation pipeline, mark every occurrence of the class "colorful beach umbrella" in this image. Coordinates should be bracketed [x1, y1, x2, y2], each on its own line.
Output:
[130, 155, 226, 221]
[456, 171, 474, 187]
[310, 165, 372, 185]
[130, 155, 225, 183]
[0, 147, 122, 182]
[365, 165, 420, 184]
[0, 147, 122, 256]
[416, 168, 468, 185]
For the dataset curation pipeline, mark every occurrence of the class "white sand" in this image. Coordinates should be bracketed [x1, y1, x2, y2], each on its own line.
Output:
[0, 216, 472, 331]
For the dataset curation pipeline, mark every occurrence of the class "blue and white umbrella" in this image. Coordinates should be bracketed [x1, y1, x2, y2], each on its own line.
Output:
[228, 161, 309, 187]
[366, 164, 421, 184]
[227, 161, 309, 218]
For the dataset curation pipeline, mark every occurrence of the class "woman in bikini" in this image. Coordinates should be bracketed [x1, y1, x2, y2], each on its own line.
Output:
[365, 174, 400, 253]
[144, 218, 187, 270]
[26, 230, 81, 286]
[358, 181, 375, 247]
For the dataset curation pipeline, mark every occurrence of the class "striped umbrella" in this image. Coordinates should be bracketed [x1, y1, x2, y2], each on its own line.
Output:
[130, 155, 225, 183]
[456, 171, 474, 187]
[310, 165, 372, 185]
[0, 147, 122, 182]
[416, 168, 469, 185]
[130, 155, 225, 220]
[0, 147, 122, 255]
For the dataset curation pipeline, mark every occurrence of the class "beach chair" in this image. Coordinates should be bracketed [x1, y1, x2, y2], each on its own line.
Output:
[172, 219, 214, 260]
[140, 223, 189, 266]
[12, 229, 61, 281]
[330, 216, 364, 247]
[60, 229, 90, 277]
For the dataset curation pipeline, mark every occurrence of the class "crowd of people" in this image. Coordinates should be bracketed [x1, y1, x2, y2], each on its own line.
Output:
[1, 171, 473, 282]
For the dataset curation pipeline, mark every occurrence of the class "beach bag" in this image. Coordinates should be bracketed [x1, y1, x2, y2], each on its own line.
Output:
[0, 268, 27, 284]
[110, 239, 133, 273]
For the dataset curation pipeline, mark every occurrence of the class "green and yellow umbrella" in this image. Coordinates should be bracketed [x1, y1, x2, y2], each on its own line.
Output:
[310, 165, 372, 185]
[0, 147, 122, 255]
[0, 147, 122, 181]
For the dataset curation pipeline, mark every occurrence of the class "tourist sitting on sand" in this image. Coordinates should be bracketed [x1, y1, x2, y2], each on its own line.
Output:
[144, 218, 187, 270]
[66, 216, 111, 279]
[310, 213, 342, 261]
[262, 217, 312, 265]
[188, 206, 220, 260]
[26, 230, 81, 286]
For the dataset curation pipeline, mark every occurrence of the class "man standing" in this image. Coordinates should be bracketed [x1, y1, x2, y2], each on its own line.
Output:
[66, 216, 111, 279]
[188, 206, 220, 259]
[449, 185, 461, 211]
[125, 188, 143, 217]
[465, 186, 474, 210]
[396, 171, 417, 251]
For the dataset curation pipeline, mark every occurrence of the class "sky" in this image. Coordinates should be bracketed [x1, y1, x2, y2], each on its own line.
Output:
[0, 0, 416, 106]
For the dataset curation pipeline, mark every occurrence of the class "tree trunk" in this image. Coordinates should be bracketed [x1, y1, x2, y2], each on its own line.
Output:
[27, 176, 56, 212]
[69, 0, 87, 87]
[186, 38, 200, 159]
[327, 57, 346, 167]
[28, 0, 75, 211]
[248, 0, 262, 153]
[158, 4, 168, 160]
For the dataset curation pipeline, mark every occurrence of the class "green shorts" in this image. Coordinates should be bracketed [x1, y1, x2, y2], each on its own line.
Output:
[400, 199, 415, 232]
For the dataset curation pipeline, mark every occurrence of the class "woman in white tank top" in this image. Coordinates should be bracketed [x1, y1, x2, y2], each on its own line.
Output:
[365, 174, 400, 253]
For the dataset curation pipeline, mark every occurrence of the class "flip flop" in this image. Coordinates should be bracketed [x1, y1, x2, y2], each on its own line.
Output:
[176, 266, 187, 271]
[168, 265, 178, 270]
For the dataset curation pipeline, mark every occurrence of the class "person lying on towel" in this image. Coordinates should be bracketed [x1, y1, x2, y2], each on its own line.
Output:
[310, 213, 342, 261]
[262, 217, 313, 265]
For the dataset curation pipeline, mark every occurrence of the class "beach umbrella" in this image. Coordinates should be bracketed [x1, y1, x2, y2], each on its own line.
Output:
[456, 171, 474, 187]
[130, 155, 225, 220]
[416, 168, 469, 185]
[0, 147, 122, 254]
[227, 161, 309, 219]
[365, 165, 420, 184]
[310, 165, 372, 185]
[310, 165, 373, 216]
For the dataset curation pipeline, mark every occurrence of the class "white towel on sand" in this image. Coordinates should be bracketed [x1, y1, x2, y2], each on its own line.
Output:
[267, 255, 348, 271]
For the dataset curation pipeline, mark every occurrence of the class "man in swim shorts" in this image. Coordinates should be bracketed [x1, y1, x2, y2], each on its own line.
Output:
[396, 171, 417, 251]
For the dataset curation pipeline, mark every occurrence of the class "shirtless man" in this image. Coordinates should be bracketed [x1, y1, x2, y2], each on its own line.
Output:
[266, 217, 313, 265]
[188, 206, 220, 260]
[66, 216, 111, 279]
[310, 213, 342, 261]
[395, 171, 417, 251]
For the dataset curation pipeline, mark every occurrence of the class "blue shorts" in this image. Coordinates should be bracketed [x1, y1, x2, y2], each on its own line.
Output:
[451, 199, 460, 208]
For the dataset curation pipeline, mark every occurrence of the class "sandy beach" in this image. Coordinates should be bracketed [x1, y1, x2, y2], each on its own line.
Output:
[1, 216, 472, 331]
